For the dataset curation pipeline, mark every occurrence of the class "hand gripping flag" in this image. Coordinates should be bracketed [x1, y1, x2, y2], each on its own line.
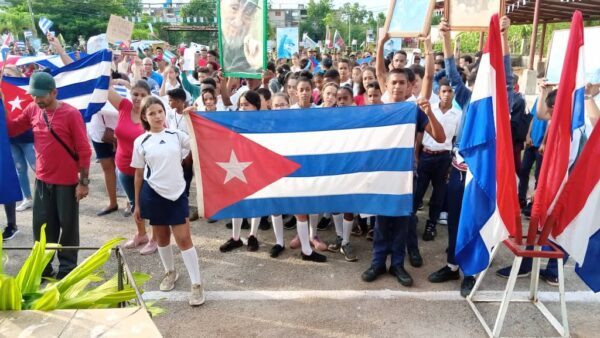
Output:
[529, 11, 586, 239]
[551, 125, 600, 292]
[186, 103, 417, 219]
[1, 49, 112, 122]
[455, 14, 520, 276]
[0, 99, 23, 204]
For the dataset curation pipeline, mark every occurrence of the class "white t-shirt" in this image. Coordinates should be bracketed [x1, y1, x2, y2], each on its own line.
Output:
[86, 109, 118, 143]
[422, 105, 462, 152]
[166, 109, 189, 135]
[131, 129, 190, 201]
[382, 92, 417, 103]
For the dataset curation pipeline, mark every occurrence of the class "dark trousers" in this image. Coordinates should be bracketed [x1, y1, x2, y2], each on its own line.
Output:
[32, 180, 79, 274]
[4, 202, 16, 227]
[413, 152, 452, 223]
[372, 216, 409, 268]
[513, 143, 524, 173]
[183, 162, 193, 197]
[517, 146, 542, 203]
[446, 167, 466, 267]
[407, 174, 419, 253]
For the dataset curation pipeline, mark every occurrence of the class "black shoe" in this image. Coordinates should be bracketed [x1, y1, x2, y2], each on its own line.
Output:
[428, 266, 461, 283]
[225, 221, 232, 229]
[317, 217, 331, 231]
[56, 270, 71, 280]
[361, 265, 387, 282]
[408, 250, 423, 268]
[301, 251, 327, 262]
[522, 202, 532, 218]
[247, 235, 259, 251]
[366, 229, 374, 241]
[422, 222, 437, 241]
[2, 225, 19, 241]
[207, 219, 217, 224]
[389, 265, 413, 287]
[258, 216, 271, 230]
[42, 266, 55, 279]
[219, 238, 244, 252]
[417, 202, 424, 211]
[284, 216, 296, 230]
[270, 244, 285, 258]
[96, 205, 118, 216]
[461, 276, 476, 297]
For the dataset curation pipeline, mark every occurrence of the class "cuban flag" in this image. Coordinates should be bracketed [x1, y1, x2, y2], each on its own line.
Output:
[551, 125, 600, 292]
[0, 100, 23, 204]
[1, 49, 112, 122]
[15, 52, 89, 71]
[302, 33, 317, 49]
[39, 17, 54, 35]
[187, 103, 416, 219]
[530, 11, 586, 235]
[455, 14, 520, 276]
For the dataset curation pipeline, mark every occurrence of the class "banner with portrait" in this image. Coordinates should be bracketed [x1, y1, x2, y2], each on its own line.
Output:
[217, 0, 267, 79]
[276, 27, 299, 59]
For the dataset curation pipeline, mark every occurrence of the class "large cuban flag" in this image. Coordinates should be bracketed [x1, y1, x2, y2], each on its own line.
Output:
[1, 49, 111, 122]
[530, 11, 586, 232]
[187, 103, 417, 219]
[455, 14, 520, 276]
[0, 100, 22, 204]
[551, 125, 600, 292]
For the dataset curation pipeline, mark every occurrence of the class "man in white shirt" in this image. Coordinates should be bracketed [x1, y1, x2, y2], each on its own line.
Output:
[413, 79, 461, 242]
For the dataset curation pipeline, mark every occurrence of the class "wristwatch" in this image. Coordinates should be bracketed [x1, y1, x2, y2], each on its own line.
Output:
[79, 178, 90, 186]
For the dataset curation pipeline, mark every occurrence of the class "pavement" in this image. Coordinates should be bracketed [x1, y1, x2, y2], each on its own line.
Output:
[2, 162, 600, 337]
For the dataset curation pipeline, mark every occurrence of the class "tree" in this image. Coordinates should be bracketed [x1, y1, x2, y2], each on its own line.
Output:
[300, 0, 333, 42]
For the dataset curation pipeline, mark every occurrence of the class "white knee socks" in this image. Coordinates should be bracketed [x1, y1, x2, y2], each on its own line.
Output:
[232, 218, 242, 240]
[309, 214, 319, 239]
[342, 219, 353, 246]
[158, 245, 175, 273]
[333, 213, 344, 237]
[272, 215, 284, 246]
[296, 221, 312, 255]
[250, 217, 260, 237]
[181, 247, 202, 285]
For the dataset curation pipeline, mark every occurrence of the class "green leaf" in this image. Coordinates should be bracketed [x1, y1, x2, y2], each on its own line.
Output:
[15, 224, 50, 294]
[30, 285, 60, 311]
[0, 275, 22, 310]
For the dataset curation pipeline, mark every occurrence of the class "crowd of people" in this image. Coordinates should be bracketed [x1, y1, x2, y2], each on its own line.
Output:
[2, 16, 599, 308]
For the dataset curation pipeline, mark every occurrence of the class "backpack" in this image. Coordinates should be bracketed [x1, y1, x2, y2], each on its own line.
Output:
[510, 93, 532, 144]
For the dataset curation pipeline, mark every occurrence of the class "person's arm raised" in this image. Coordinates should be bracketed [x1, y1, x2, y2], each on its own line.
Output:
[376, 32, 390, 92]
[420, 36, 434, 100]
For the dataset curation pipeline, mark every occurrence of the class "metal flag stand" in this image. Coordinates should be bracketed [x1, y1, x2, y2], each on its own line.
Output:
[466, 238, 569, 338]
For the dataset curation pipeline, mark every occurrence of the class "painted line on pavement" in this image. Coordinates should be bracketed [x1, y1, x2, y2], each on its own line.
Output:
[143, 289, 600, 303]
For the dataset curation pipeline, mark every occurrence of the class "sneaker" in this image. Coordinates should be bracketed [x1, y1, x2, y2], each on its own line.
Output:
[422, 222, 437, 241]
[284, 217, 296, 230]
[496, 265, 531, 278]
[351, 224, 363, 236]
[540, 270, 559, 286]
[16, 199, 33, 212]
[301, 251, 327, 262]
[461, 276, 476, 297]
[289, 235, 301, 249]
[140, 239, 158, 255]
[341, 243, 358, 262]
[438, 212, 448, 225]
[247, 235, 259, 251]
[270, 244, 285, 258]
[389, 265, 413, 287]
[159, 270, 179, 291]
[189, 284, 205, 306]
[2, 225, 19, 241]
[366, 229, 374, 241]
[361, 265, 387, 282]
[123, 233, 149, 249]
[316, 217, 331, 231]
[310, 236, 328, 251]
[327, 236, 342, 252]
[428, 266, 460, 283]
[220, 238, 243, 252]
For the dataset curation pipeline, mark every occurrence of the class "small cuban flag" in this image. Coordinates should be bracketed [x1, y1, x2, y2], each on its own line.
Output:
[39, 17, 54, 35]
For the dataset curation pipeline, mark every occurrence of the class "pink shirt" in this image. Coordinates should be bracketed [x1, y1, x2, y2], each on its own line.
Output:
[8, 101, 91, 185]
[115, 99, 145, 176]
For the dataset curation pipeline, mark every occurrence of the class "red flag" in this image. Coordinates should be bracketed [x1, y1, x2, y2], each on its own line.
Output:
[333, 30, 346, 50]
[325, 27, 332, 49]
[529, 11, 584, 240]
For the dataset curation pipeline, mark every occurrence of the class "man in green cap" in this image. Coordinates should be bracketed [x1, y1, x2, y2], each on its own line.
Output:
[6, 71, 92, 280]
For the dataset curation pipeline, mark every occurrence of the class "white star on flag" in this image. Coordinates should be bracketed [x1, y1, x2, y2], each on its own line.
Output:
[216, 150, 253, 184]
[8, 96, 24, 112]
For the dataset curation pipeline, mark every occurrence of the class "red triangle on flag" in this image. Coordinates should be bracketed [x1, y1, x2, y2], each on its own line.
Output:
[189, 113, 301, 218]
[1, 81, 33, 120]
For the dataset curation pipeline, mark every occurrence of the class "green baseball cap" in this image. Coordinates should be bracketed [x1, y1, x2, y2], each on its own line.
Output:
[28, 72, 56, 97]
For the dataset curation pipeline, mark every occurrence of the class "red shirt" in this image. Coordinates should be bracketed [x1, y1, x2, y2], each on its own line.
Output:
[8, 101, 91, 185]
[115, 99, 145, 176]
[354, 94, 365, 106]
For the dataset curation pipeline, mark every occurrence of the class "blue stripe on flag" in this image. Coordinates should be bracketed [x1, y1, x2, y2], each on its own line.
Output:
[211, 193, 413, 219]
[287, 148, 414, 177]
[200, 103, 417, 133]
[572, 87, 586, 131]
[51, 49, 112, 77]
[575, 228, 600, 292]
[56, 76, 110, 99]
[0, 100, 23, 204]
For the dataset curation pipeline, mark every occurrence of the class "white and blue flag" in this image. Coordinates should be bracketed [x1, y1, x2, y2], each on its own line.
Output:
[39, 17, 54, 35]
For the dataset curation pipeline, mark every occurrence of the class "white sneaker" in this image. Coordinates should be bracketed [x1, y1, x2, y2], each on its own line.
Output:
[159, 270, 179, 291]
[16, 199, 33, 212]
[189, 284, 205, 306]
[438, 212, 448, 225]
